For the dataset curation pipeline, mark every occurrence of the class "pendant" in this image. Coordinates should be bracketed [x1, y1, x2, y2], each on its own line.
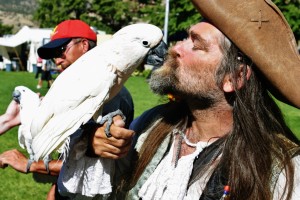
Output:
[220, 185, 230, 200]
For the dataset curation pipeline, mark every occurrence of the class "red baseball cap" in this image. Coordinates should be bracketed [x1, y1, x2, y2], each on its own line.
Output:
[38, 20, 97, 59]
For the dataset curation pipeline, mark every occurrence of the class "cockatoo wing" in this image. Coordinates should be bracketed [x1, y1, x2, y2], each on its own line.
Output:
[12, 86, 40, 158]
[32, 63, 117, 160]
[31, 23, 163, 161]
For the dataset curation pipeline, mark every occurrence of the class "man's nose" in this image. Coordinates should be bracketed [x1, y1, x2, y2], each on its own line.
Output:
[172, 40, 186, 58]
[54, 58, 63, 66]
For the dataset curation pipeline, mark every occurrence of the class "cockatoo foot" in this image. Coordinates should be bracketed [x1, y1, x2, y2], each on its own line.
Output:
[99, 109, 126, 138]
[26, 158, 34, 173]
[43, 155, 53, 174]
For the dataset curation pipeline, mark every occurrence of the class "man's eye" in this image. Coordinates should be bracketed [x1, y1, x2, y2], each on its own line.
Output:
[193, 42, 208, 51]
[192, 44, 203, 50]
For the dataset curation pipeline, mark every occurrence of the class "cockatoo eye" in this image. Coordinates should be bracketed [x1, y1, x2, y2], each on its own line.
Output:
[142, 41, 150, 47]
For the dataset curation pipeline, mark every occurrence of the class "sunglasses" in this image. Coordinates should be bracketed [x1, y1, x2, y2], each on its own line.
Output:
[54, 39, 82, 58]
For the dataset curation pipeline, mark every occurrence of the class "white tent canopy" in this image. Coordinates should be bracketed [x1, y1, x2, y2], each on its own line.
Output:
[0, 25, 109, 72]
[0, 26, 52, 72]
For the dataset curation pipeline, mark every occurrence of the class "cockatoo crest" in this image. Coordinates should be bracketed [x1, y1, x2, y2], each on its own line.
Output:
[31, 23, 164, 161]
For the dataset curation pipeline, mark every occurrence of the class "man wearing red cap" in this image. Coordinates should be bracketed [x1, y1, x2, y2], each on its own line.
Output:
[38, 20, 98, 70]
[92, 1, 300, 199]
[0, 19, 135, 199]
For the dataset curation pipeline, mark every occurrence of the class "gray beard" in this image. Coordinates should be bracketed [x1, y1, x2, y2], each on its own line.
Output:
[149, 66, 178, 96]
[149, 64, 222, 109]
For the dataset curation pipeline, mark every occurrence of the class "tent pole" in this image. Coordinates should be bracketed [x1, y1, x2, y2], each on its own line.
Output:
[13, 47, 24, 71]
[163, 0, 170, 45]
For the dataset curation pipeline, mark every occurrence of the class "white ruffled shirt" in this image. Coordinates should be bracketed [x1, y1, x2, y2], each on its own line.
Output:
[138, 132, 211, 200]
[138, 136, 300, 200]
[57, 130, 113, 199]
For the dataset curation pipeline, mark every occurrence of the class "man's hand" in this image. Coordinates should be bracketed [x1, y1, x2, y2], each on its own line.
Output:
[0, 149, 62, 175]
[92, 115, 135, 159]
[0, 149, 28, 173]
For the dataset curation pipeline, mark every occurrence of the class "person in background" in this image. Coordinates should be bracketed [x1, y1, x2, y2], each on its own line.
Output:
[0, 19, 135, 200]
[35, 56, 43, 79]
[36, 58, 53, 89]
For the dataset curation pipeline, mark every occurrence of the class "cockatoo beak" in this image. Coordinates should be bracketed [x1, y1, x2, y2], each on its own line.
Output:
[145, 40, 168, 67]
[12, 90, 21, 104]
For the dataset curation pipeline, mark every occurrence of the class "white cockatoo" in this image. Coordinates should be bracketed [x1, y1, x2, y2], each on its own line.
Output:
[12, 86, 54, 176]
[31, 23, 164, 162]
[12, 86, 40, 164]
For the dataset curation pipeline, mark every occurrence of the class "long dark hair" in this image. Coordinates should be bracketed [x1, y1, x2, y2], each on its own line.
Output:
[214, 36, 299, 200]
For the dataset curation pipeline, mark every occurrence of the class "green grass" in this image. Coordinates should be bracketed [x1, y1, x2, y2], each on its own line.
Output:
[124, 76, 166, 117]
[0, 72, 55, 200]
[0, 71, 299, 199]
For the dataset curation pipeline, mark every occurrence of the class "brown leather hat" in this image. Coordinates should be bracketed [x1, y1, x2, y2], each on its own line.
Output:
[191, 0, 300, 108]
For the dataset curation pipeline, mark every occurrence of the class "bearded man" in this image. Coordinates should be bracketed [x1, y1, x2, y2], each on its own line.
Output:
[91, 0, 300, 199]
[121, 20, 300, 199]
[89, 0, 300, 200]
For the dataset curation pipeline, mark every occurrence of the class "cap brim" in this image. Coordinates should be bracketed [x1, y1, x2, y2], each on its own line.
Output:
[37, 38, 71, 59]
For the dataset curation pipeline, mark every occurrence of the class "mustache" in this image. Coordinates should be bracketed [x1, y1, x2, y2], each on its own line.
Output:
[149, 48, 181, 96]
[164, 48, 179, 69]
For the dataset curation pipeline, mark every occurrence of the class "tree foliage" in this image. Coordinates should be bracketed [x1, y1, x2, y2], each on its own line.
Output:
[33, 0, 299, 42]
[88, 0, 140, 33]
[33, 0, 89, 28]
[33, 0, 141, 33]
[138, 0, 200, 41]
[0, 21, 13, 36]
[273, 0, 300, 41]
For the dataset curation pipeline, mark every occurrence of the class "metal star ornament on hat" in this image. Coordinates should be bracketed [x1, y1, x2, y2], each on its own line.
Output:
[191, 0, 300, 109]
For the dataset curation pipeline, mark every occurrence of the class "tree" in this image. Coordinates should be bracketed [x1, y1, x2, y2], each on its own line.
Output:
[33, 0, 299, 42]
[140, 0, 299, 42]
[33, 0, 140, 34]
[273, 0, 300, 42]
[0, 21, 13, 36]
[33, 0, 90, 28]
[138, 0, 200, 41]
[89, 0, 140, 33]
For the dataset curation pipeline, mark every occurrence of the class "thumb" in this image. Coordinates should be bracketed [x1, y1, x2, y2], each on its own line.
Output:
[0, 160, 8, 169]
[112, 115, 125, 128]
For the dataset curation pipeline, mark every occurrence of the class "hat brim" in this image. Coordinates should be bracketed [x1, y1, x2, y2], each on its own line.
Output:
[38, 38, 72, 59]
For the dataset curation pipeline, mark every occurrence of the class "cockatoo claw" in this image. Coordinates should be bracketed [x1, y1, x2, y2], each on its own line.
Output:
[99, 109, 126, 138]
[43, 155, 53, 174]
[26, 158, 34, 173]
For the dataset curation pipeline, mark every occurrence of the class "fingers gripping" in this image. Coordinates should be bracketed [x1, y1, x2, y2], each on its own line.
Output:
[99, 109, 126, 138]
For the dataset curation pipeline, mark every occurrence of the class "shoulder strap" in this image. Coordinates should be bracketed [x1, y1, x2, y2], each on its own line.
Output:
[188, 137, 227, 200]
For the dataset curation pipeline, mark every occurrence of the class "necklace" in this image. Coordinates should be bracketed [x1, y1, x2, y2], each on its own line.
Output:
[173, 129, 184, 167]
[172, 128, 204, 167]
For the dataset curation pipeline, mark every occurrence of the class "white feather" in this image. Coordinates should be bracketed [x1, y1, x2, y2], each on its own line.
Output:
[13, 86, 40, 159]
[31, 23, 163, 161]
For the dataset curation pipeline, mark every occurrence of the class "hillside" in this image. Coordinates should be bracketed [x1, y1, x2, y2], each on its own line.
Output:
[0, 0, 39, 33]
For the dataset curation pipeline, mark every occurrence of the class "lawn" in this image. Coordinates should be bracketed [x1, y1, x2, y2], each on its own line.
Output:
[0, 71, 299, 199]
